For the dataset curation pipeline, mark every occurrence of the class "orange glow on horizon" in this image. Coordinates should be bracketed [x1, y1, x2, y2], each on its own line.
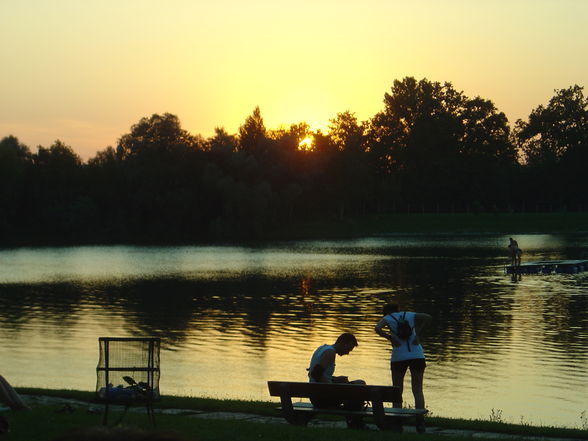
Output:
[2, 2, 587, 161]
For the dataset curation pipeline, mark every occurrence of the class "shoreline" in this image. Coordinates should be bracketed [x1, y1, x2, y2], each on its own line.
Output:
[267, 213, 588, 240]
[11, 387, 588, 438]
[2, 212, 588, 248]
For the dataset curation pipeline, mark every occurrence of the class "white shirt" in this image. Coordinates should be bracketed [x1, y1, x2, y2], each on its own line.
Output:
[307, 344, 335, 382]
[382, 312, 425, 362]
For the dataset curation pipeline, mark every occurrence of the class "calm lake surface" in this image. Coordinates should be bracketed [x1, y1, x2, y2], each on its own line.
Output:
[1, 234, 587, 428]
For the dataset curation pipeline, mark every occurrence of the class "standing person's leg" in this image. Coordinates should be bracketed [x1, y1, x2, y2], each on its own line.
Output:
[391, 361, 409, 408]
[409, 361, 426, 409]
[409, 359, 427, 433]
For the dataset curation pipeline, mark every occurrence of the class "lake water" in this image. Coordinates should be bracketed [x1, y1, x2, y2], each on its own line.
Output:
[0, 234, 587, 428]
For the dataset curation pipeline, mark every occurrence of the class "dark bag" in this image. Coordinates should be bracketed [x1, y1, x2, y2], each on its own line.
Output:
[391, 312, 412, 340]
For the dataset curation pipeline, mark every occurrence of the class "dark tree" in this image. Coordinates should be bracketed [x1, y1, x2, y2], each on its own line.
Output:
[515, 85, 588, 210]
[113, 113, 208, 241]
[31, 140, 87, 240]
[515, 85, 588, 166]
[457, 97, 517, 210]
[117, 113, 202, 160]
[0, 136, 33, 241]
[238, 106, 269, 155]
[368, 78, 464, 210]
[3, 79, 587, 246]
[208, 127, 237, 155]
[368, 77, 517, 212]
[327, 111, 373, 216]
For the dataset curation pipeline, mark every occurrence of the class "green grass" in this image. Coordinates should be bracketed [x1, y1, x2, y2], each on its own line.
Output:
[15, 388, 277, 416]
[6, 389, 587, 441]
[267, 212, 588, 239]
[3, 405, 584, 441]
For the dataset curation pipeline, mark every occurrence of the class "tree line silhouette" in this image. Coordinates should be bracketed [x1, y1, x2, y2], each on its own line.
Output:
[1, 77, 587, 245]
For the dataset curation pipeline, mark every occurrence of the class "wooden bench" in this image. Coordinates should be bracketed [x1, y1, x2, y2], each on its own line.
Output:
[267, 381, 427, 431]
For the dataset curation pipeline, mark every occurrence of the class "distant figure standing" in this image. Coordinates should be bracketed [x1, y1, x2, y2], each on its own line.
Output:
[508, 237, 522, 266]
[374, 303, 431, 433]
[307, 332, 367, 429]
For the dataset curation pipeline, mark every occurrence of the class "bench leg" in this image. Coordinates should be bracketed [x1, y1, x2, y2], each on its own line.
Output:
[280, 396, 314, 426]
[372, 399, 403, 432]
[291, 411, 315, 426]
[415, 413, 426, 433]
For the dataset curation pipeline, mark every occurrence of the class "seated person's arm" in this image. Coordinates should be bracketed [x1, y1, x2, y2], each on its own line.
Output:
[332, 375, 349, 383]
[375, 318, 401, 347]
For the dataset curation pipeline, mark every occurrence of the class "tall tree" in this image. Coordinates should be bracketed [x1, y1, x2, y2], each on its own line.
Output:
[457, 97, 517, 209]
[327, 111, 372, 216]
[515, 85, 588, 166]
[0, 136, 33, 239]
[368, 77, 465, 210]
[30, 140, 87, 239]
[117, 113, 200, 160]
[238, 106, 268, 155]
[460, 97, 514, 163]
[328, 111, 366, 152]
[515, 85, 588, 209]
[208, 127, 237, 155]
[368, 77, 517, 211]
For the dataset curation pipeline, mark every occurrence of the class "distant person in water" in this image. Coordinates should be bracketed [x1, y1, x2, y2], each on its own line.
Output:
[307, 332, 367, 429]
[508, 238, 522, 266]
[374, 303, 431, 433]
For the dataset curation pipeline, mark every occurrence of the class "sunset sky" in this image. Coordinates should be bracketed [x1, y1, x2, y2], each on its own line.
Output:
[1, 0, 587, 160]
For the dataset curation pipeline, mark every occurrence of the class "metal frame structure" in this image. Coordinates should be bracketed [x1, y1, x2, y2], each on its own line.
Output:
[96, 337, 161, 426]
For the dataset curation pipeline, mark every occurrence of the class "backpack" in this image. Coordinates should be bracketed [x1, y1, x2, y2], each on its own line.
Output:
[391, 312, 412, 340]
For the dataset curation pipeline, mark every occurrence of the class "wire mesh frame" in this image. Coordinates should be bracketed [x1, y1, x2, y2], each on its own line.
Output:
[96, 337, 161, 426]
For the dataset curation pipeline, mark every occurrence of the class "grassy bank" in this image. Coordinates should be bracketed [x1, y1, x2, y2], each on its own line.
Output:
[5, 388, 586, 441]
[267, 212, 588, 239]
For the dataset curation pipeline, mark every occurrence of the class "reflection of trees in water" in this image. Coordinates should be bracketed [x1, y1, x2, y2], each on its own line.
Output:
[0, 283, 83, 336]
[1, 257, 586, 363]
[541, 290, 588, 358]
[93, 277, 300, 350]
[344, 258, 515, 362]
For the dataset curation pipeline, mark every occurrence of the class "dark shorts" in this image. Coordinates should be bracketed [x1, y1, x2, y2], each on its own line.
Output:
[391, 358, 426, 375]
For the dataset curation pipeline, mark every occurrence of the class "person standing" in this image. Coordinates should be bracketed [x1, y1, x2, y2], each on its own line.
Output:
[307, 332, 367, 429]
[508, 238, 522, 266]
[374, 303, 431, 433]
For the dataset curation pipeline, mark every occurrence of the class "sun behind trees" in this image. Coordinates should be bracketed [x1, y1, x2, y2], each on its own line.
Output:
[1, 77, 587, 245]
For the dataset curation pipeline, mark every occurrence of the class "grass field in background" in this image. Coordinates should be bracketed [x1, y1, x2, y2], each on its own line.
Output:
[268, 212, 588, 239]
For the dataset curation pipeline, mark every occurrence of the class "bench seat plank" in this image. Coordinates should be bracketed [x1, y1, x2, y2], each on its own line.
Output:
[290, 402, 428, 416]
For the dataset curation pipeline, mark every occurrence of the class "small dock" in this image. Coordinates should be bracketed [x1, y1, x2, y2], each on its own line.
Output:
[505, 260, 588, 275]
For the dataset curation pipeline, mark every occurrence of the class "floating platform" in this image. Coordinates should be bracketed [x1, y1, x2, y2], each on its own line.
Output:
[505, 260, 588, 275]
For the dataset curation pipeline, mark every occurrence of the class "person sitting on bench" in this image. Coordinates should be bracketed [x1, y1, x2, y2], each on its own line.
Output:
[307, 332, 367, 429]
